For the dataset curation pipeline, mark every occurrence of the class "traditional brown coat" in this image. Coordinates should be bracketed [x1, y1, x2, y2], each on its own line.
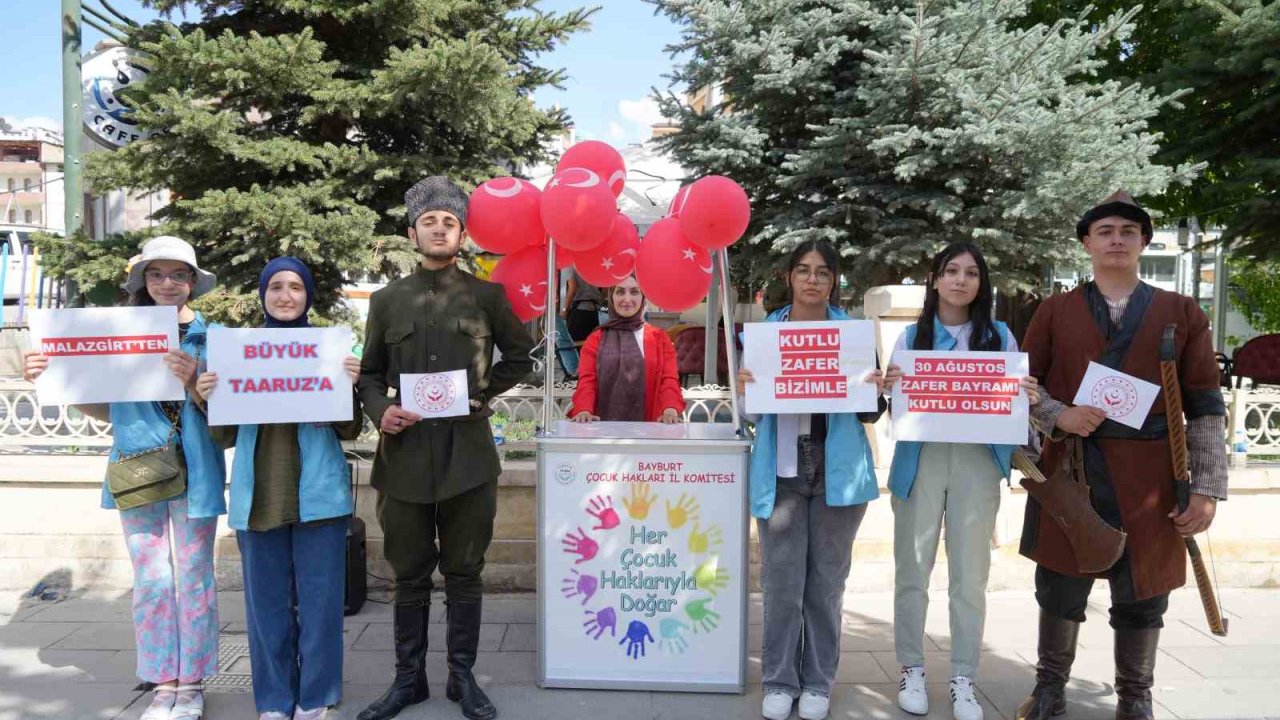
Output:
[1020, 283, 1223, 600]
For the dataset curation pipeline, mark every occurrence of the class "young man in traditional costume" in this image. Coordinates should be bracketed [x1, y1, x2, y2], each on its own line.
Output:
[1017, 192, 1228, 720]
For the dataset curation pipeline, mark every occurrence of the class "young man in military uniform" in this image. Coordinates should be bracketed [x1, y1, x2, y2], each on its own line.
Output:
[358, 177, 534, 720]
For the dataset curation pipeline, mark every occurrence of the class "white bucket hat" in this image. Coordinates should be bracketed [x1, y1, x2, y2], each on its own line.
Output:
[123, 235, 217, 299]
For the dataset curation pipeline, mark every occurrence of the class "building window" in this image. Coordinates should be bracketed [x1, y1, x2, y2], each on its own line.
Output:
[1139, 256, 1177, 283]
[24, 210, 32, 224]
[23, 178, 31, 192]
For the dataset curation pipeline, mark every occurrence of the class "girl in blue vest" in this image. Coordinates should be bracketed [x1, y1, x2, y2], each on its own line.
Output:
[737, 240, 886, 720]
[882, 242, 1039, 720]
[196, 258, 362, 720]
[25, 236, 225, 720]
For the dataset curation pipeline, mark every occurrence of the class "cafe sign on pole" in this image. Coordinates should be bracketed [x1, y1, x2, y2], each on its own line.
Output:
[81, 45, 152, 150]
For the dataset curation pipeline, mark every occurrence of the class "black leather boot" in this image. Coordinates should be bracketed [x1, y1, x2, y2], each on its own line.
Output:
[445, 600, 497, 720]
[1016, 610, 1081, 720]
[1114, 628, 1159, 720]
[358, 600, 430, 720]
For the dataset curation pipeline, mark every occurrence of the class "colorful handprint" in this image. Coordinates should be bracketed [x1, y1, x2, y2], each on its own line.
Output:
[583, 607, 617, 640]
[658, 617, 691, 654]
[586, 494, 620, 530]
[561, 569, 598, 605]
[685, 597, 721, 633]
[687, 522, 723, 554]
[693, 557, 730, 595]
[665, 492, 700, 529]
[561, 527, 599, 564]
[622, 483, 657, 520]
[619, 620, 655, 659]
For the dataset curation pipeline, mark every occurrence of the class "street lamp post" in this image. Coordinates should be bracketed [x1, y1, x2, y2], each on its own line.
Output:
[61, 0, 83, 238]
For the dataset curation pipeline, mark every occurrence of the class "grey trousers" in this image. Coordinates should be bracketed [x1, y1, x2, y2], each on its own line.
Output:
[757, 475, 868, 698]
[892, 442, 1002, 679]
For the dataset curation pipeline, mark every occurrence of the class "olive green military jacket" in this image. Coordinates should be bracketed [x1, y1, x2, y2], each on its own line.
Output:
[358, 264, 534, 503]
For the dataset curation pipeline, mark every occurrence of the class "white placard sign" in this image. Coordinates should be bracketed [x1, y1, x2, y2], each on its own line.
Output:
[400, 370, 469, 418]
[742, 320, 879, 414]
[1071, 361, 1160, 430]
[29, 306, 182, 405]
[891, 351, 1030, 444]
[541, 428, 746, 689]
[207, 327, 353, 426]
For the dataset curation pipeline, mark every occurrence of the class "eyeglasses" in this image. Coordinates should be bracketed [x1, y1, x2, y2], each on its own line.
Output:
[793, 267, 834, 284]
[145, 269, 194, 285]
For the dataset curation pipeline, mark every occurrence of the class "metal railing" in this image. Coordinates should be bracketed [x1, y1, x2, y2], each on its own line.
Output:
[1232, 388, 1280, 457]
[0, 380, 736, 454]
[16, 380, 1278, 459]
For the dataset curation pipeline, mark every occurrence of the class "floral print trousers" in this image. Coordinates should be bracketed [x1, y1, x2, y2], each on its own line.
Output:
[119, 497, 220, 683]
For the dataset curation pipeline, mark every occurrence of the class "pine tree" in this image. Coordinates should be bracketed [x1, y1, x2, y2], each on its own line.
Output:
[1025, 0, 1280, 259]
[39, 0, 592, 324]
[652, 0, 1197, 293]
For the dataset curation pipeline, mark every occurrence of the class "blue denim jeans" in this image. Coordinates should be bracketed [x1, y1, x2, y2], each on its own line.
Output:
[238, 520, 347, 713]
[757, 473, 868, 698]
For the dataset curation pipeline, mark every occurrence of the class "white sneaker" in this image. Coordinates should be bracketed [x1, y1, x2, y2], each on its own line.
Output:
[138, 689, 176, 720]
[898, 665, 928, 715]
[950, 677, 984, 720]
[259, 714, 290, 720]
[762, 691, 794, 720]
[798, 691, 830, 720]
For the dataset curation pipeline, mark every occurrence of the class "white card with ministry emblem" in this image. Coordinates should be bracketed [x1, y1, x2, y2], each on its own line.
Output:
[401, 370, 469, 418]
[1072, 361, 1160, 430]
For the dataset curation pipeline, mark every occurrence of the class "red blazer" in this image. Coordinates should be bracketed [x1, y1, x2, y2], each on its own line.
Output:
[570, 323, 686, 422]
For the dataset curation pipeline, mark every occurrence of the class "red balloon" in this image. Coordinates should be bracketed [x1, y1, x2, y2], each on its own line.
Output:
[548, 241, 574, 270]
[540, 167, 617, 251]
[574, 213, 640, 288]
[490, 245, 551, 322]
[557, 140, 626, 198]
[668, 184, 691, 218]
[679, 175, 751, 250]
[635, 218, 712, 312]
[467, 177, 545, 254]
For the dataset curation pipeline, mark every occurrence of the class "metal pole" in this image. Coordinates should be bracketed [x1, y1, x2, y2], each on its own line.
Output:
[542, 239, 557, 433]
[716, 249, 742, 434]
[61, 0, 84, 238]
[703, 260, 720, 385]
[1213, 242, 1229, 352]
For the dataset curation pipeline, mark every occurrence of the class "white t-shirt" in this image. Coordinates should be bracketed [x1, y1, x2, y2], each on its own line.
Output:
[891, 321, 1018, 355]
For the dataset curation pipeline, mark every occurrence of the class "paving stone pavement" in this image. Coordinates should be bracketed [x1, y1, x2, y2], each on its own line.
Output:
[1, 587, 1276, 720]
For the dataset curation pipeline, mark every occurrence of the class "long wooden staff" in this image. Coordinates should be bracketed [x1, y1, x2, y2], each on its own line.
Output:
[1160, 324, 1229, 637]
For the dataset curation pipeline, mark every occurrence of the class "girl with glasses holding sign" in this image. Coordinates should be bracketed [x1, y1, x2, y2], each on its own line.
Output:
[881, 242, 1040, 720]
[736, 240, 886, 720]
[24, 236, 225, 720]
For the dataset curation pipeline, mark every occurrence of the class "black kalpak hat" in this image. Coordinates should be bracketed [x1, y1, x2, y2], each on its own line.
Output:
[1076, 190, 1154, 243]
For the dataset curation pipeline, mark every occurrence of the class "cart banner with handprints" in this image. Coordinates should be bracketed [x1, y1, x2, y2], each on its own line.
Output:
[29, 306, 183, 405]
[742, 320, 879, 414]
[891, 351, 1030, 444]
[540, 448, 745, 690]
[206, 326, 354, 426]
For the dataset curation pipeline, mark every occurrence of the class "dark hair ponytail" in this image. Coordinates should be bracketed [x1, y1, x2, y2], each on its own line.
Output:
[911, 242, 1000, 351]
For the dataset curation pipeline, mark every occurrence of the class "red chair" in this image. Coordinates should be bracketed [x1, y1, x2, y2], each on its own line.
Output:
[1231, 333, 1280, 388]
[673, 325, 743, 387]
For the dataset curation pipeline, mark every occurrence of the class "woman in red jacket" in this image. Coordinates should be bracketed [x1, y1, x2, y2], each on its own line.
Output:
[569, 274, 685, 423]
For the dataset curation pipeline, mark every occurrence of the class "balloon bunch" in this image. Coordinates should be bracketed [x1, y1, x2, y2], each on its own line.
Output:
[468, 140, 752, 320]
[638, 175, 751, 311]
